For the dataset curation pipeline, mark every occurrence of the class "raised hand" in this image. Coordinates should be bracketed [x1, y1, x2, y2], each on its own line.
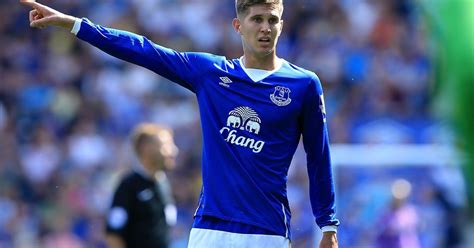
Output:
[20, 0, 76, 30]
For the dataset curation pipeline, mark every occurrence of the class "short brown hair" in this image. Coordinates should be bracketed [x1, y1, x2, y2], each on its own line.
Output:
[235, 0, 283, 17]
[131, 123, 172, 156]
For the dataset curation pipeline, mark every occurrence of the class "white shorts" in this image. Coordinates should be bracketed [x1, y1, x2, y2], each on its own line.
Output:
[187, 228, 291, 248]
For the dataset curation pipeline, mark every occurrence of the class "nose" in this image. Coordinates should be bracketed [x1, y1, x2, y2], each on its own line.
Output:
[161, 143, 179, 159]
[170, 144, 179, 157]
[260, 23, 271, 34]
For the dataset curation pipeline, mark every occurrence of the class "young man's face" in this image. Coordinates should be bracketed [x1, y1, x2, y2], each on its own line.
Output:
[233, 4, 283, 58]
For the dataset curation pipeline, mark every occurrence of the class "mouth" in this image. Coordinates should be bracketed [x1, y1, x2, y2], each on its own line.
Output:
[258, 37, 271, 44]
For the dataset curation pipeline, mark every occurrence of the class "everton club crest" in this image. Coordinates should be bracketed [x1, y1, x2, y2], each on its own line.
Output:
[270, 86, 292, 106]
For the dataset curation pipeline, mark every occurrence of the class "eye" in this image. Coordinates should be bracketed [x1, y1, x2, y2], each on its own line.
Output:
[269, 17, 279, 25]
[253, 16, 263, 23]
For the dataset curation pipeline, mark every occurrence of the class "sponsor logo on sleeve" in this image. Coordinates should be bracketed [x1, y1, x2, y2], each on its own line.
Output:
[319, 94, 327, 122]
[108, 207, 128, 229]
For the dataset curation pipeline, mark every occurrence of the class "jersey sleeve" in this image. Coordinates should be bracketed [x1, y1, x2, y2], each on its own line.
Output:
[300, 74, 340, 230]
[75, 18, 211, 93]
[106, 178, 133, 237]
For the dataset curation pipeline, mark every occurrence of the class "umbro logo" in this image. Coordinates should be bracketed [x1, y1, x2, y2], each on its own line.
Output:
[219, 77, 233, 88]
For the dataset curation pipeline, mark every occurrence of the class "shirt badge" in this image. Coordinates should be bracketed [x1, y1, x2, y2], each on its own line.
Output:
[137, 189, 153, 201]
[270, 86, 292, 106]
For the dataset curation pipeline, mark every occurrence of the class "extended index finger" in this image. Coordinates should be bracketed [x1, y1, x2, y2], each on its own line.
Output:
[20, 0, 44, 10]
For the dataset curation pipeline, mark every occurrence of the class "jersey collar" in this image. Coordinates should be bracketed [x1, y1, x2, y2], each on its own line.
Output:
[239, 57, 284, 82]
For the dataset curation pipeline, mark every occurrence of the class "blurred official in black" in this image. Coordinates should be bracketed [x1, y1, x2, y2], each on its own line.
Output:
[105, 123, 178, 248]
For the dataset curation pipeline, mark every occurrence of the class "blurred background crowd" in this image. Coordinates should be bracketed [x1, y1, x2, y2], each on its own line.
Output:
[0, 0, 471, 247]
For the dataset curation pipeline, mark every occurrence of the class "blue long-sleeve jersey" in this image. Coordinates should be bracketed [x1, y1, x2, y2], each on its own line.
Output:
[75, 18, 339, 239]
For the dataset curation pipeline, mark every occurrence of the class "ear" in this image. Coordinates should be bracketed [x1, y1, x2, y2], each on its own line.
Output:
[232, 18, 241, 34]
[140, 142, 151, 158]
[279, 19, 284, 33]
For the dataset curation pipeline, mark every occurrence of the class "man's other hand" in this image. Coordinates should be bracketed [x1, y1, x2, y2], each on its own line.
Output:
[319, 232, 338, 248]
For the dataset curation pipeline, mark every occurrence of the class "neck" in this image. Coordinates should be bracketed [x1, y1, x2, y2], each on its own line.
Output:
[242, 53, 279, 71]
